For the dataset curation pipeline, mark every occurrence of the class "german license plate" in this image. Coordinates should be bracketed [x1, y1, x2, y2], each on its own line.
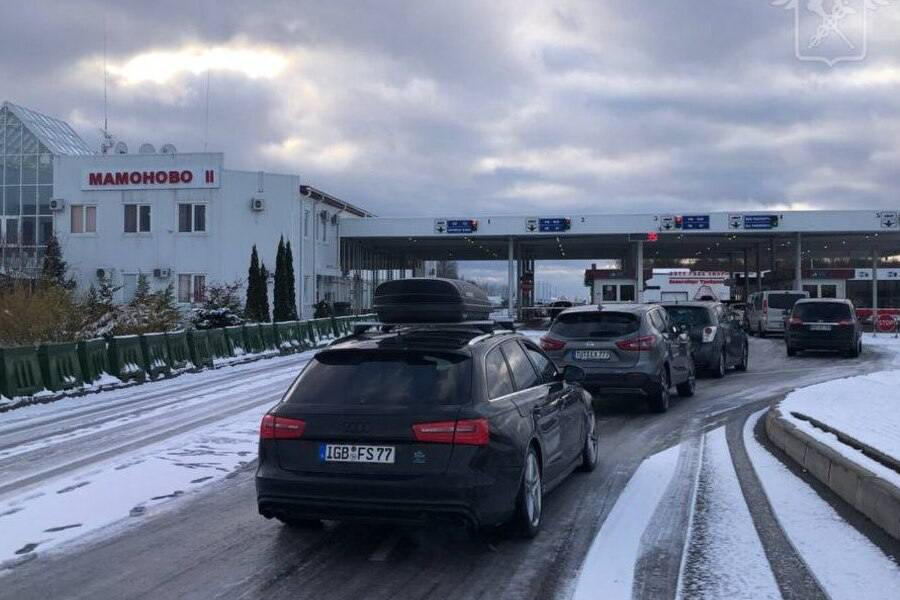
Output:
[319, 443, 395, 464]
[809, 324, 832, 331]
[574, 350, 611, 360]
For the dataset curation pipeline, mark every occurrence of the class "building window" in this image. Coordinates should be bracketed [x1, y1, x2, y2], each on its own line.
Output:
[71, 205, 97, 234]
[178, 274, 206, 304]
[178, 203, 206, 233]
[304, 210, 310, 238]
[124, 204, 151, 233]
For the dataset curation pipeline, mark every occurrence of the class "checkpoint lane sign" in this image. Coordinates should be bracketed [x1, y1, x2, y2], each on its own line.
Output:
[879, 211, 898, 229]
[659, 215, 676, 231]
[729, 214, 743, 229]
[525, 218, 538, 232]
[434, 219, 447, 234]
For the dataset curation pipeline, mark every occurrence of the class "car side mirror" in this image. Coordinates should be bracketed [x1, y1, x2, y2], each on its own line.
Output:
[562, 365, 586, 383]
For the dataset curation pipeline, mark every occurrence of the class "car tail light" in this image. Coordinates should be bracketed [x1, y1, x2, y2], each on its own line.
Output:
[788, 317, 803, 329]
[701, 326, 718, 343]
[540, 336, 566, 351]
[837, 319, 853, 327]
[260, 414, 306, 440]
[762, 298, 768, 314]
[615, 335, 657, 351]
[412, 418, 490, 446]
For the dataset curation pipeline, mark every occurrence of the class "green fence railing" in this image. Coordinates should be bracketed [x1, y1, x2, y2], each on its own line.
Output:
[38, 342, 83, 392]
[1, 315, 382, 402]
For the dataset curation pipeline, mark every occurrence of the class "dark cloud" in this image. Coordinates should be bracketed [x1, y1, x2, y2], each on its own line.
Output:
[3, 1, 899, 296]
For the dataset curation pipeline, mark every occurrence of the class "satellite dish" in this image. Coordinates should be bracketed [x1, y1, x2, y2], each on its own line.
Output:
[114, 141, 128, 154]
[139, 143, 156, 154]
[160, 143, 177, 155]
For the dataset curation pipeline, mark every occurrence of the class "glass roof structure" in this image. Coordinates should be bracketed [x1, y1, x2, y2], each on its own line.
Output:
[2, 101, 93, 156]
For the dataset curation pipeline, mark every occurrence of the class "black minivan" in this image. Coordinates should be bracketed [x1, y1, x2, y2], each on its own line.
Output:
[257, 280, 598, 538]
[785, 298, 862, 357]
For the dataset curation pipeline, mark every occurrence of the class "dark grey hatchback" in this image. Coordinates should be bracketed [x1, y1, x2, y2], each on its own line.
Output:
[785, 298, 862, 357]
[256, 323, 597, 538]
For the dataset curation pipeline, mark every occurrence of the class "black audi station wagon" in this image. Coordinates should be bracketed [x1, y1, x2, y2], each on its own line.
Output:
[256, 279, 597, 537]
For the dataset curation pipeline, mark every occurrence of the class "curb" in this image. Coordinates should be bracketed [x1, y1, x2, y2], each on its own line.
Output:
[765, 405, 900, 541]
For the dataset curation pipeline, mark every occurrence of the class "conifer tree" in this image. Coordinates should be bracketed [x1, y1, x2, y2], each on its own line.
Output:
[259, 262, 271, 322]
[41, 234, 74, 289]
[284, 240, 298, 320]
[273, 237, 289, 321]
[245, 245, 263, 321]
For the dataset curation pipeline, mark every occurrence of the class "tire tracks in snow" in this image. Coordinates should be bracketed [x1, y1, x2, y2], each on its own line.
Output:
[724, 407, 827, 600]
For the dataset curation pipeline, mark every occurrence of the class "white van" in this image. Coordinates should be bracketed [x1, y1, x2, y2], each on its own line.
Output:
[746, 290, 810, 336]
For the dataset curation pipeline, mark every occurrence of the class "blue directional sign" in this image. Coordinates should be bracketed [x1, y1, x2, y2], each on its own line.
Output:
[446, 219, 477, 234]
[538, 217, 571, 233]
[682, 215, 710, 230]
[743, 214, 780, 230]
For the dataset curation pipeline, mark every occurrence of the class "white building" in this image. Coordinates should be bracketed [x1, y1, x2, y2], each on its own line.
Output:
[1, 101, 372, 319]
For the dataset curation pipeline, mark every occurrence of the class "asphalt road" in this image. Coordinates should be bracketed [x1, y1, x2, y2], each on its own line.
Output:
[1, 337, 897, 600]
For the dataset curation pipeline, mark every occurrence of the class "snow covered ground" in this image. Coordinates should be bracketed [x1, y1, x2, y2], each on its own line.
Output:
[0, 350, 316, 568]
[779, 333, 900, 486]
[745, 410, 900, 600]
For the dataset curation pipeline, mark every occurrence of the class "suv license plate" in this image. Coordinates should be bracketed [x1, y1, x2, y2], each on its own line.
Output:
[574, 350, 611, 361]
[320, 444, 395, 464]
[810, 324, 832, 331]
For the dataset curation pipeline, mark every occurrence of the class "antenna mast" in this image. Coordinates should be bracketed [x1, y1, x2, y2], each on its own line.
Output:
[101, 17, 114, 154]
[204, 68, 210, 151]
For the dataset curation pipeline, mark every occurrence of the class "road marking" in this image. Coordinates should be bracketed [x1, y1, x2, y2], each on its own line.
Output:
[571, 444, 680, 599]
[368, 532, 402, 562]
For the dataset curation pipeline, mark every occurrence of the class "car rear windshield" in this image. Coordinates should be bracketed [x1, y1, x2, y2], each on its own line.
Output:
[663, 306, 713, 327]
[767, 293, 807, 310]
[550, 311, 640, 338]
[286, 350, 471, 406]
[793, 302, 852, 321]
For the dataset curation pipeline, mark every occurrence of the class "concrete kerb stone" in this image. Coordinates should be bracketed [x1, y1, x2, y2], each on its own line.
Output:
[765, 404, 900, 542]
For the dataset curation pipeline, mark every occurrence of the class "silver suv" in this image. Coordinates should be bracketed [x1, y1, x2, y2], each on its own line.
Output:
[540, 304, 695, 413]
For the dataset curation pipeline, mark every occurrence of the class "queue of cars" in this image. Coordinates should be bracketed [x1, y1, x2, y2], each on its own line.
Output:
[256, 278, 864, 539]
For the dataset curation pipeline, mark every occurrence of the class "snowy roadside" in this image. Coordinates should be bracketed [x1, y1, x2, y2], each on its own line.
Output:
[777, 333, 900, 487]
[745, 410, 900, 599]
[0, 351, 316, 571]
[0, 402, 271, 569]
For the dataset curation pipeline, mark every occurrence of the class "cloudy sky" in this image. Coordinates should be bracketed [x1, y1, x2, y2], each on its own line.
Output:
[3, 1, 899, 297]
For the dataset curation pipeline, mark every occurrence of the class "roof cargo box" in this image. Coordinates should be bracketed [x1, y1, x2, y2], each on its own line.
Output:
[373, 278, 492, 323]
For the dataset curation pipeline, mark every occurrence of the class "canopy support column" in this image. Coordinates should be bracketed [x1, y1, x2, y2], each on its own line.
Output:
[508, 237, 516, 318]
[873, 245, 879, 335]
[635, 240, 644, 303]
[794, 233, 802, 291]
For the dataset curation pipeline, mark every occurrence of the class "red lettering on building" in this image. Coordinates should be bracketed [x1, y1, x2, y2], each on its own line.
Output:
[86, 168, 214, 187]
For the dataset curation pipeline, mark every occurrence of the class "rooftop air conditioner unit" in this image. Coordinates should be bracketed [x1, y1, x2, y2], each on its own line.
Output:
[153, 267, 171, 279]
[250, 197, 265, 211]
[49, 198, 65, 211]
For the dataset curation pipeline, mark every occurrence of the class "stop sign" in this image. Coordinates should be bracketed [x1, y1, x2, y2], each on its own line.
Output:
[876, 313, 895, 333]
